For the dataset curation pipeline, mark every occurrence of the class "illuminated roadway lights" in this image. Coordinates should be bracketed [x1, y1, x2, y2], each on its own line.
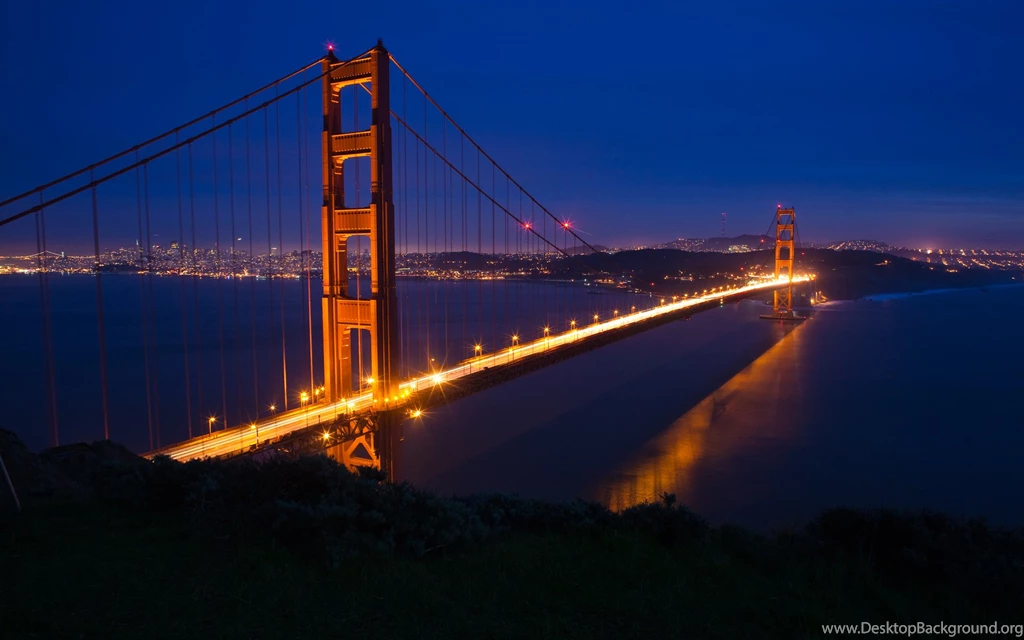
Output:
[470, 344, 483, 373]
[250, 422, 259, 448]
[208, 416, 216, 435]
[592, 313, 599, 324]
[151, 277, 811, 462]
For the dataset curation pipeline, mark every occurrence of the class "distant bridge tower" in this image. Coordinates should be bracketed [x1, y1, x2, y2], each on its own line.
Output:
[772, 205, 796, 317]
[321, 41, 401, 476]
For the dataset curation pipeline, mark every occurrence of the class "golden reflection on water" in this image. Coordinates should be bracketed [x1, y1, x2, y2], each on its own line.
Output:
[597, 319, 808, 511]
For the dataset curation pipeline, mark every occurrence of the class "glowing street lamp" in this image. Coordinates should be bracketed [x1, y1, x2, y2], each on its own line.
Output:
[299, 391, 311, 427]
[511, 334, 519, 347]
[471, 344, 483, 373]
[543, 326, 550, 338]
[208, 416, 216, 435]
[593, 313, 599, 324]
[250, 422, 259, 447]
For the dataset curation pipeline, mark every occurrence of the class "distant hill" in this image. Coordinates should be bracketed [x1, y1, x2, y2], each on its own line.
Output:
[651, 235, 772, 252]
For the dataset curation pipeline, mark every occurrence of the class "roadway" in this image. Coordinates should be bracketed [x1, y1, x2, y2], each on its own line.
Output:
[147, 275, 809, 462]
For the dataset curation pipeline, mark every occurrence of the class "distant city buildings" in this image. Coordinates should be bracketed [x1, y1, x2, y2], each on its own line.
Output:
[1, 237, 1022, 278]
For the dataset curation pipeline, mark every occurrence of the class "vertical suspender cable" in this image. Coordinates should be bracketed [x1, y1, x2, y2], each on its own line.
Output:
[295, 85, 311, 397]
[36, 193, 58, 446]
[476, 148, 482, 347]
[135, 154, 154, 449]
[274, 91, 289, 409]
[175, 139, 193, 439]
[402, 72, 410, 379]
[460, 136, 467, 360]
[143, 163, 161, 446]
[188, 144, 206, 429]
[229, 123, 243, 423]
[212, 118, 229, 431]
[245, 102, 259, 414]
[414, 91, 421, 370]
[302, 80, 316, 394]
[90, 170, 111, 440]
[394, 87, 404, 380]
[442, 119, 449, 363]
[263, 108, 278, 409]
[490, 163, 496, 352]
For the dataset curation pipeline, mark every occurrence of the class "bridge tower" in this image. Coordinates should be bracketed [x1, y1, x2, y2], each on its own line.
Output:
[760, 205, 804, 322]
[321, 41, 401, 476]
[773, 206, 795, 316]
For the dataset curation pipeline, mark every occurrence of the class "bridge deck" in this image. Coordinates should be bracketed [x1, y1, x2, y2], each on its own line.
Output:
[147, 277, 807, 461]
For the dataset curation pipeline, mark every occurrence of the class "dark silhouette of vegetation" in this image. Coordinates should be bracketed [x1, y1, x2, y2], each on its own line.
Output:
[2, 429, 1023, 638]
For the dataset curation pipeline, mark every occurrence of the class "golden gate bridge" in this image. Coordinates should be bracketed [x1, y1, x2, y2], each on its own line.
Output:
[0, 41, 807, 479]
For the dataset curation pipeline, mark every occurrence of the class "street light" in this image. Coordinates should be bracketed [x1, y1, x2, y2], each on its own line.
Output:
[511, 334, 519, 347]
[208, 416, 216, 435]
[593, 313, 599, 324]
[250, 422, 259, 448]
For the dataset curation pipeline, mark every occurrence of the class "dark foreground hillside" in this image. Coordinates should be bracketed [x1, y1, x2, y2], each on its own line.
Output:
[2, 429, 1023, 639]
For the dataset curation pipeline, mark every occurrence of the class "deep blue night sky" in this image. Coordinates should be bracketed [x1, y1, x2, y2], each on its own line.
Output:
[1, 0, 1021, 248]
